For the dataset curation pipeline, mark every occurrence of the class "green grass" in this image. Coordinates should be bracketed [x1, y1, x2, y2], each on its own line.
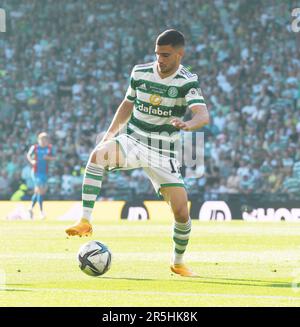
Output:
[1, 215, 300, 306]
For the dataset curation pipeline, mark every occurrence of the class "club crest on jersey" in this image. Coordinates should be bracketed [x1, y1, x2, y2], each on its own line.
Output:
[167, 86, 178, 98]
[149, 94, 162, 106]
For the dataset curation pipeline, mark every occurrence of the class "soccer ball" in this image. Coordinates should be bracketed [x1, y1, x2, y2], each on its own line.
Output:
[78, 240, 112, 276]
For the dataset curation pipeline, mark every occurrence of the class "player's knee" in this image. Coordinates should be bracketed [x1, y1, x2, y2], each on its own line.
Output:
[89, 150, 98, 164]
[91, 145, 112, 167]
[90, 147, 105, 165]
[93, 142, 120, 168]
[172, 205, 189, 221]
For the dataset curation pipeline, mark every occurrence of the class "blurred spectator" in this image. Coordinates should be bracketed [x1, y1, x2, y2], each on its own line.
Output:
[282, 168, 300, 199]
[10, 184, 30, 201]
[0, 171, 11, 199]
[239, 173, 255, 194]
[227, 174, 240, 194]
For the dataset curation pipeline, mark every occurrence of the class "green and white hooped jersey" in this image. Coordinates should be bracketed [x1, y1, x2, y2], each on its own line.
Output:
[124, 61, 206, 159]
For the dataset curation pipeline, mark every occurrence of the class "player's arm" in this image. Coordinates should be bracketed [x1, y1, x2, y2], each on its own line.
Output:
[171, 104, 209, 131]
[26, 145, 36, 166]
[99, 67, 136, 144]
[100, 99, 134, 143]
[171, 80, 210, 131]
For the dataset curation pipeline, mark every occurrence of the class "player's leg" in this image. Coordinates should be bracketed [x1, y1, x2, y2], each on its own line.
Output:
[31, 187, 38, 209]
[37, 184, 47, 219]
[29, 173, 39, 219]
[160, 186, 197, 277]
[29, 187, 38, 219]
[66, 140, 125, 236]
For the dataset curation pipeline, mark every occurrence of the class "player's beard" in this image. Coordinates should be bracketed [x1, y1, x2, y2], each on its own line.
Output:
[158, 62, 177, 75]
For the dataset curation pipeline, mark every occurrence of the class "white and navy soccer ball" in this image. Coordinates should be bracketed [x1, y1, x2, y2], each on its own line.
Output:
[78, 241, 112, 276]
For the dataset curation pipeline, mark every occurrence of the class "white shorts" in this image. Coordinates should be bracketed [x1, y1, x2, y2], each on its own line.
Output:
[107, 134, 185, 197]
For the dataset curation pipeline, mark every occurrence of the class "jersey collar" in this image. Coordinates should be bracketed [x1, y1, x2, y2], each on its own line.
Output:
[153, 61, 182, 83]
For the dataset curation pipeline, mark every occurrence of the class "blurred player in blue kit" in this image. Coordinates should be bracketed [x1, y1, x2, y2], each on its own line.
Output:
[26, 132, 55, 219]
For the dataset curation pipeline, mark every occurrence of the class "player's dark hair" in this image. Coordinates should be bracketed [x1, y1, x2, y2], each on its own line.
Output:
[156, 29, 185, 48]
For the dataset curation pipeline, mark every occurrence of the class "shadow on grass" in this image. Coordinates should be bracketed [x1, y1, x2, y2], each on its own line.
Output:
[101, 277, 155, 281]
[172, 276, 292, 289]
[101, 276, 292, 289]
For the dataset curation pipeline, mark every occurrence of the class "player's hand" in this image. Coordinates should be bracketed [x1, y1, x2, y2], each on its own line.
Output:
[170, 118, 191, 131]
[30, 160, 36, 166]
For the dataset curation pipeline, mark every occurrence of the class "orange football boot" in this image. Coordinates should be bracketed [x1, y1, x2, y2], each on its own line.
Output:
[65, 218, 93, 237]
[170, 263, 198, 277]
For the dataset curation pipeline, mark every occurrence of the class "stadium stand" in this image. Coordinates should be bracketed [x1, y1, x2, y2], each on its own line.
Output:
[0, 0, 299, 200]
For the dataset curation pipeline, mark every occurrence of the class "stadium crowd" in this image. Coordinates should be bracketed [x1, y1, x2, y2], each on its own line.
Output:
[0, 0, 299, 200]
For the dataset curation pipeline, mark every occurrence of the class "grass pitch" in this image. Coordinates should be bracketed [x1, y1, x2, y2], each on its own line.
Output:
[1, 212, 300, 306]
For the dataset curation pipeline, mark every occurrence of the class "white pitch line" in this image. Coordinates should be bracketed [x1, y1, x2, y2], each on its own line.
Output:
[2, 287, 300, 301]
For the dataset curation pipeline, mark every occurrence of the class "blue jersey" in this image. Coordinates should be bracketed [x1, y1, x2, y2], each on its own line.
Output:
[31, 144, 53, 175]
